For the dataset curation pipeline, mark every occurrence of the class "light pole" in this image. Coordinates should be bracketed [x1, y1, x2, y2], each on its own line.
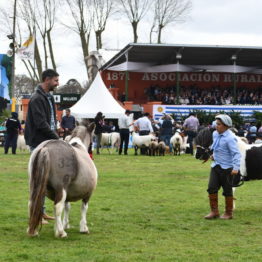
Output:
[176, 53, 182, 104]
[11, 0, 17, 112]
[231, 55, 237, 105]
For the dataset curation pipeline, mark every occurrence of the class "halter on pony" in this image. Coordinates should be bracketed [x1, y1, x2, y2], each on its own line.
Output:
[194, 127, 244, 187]
[195, 144, 213, 163]
[194, 127, 214, 162]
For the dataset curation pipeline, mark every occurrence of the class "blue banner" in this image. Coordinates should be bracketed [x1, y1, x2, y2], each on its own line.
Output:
[0, 54, 10, 100]
[153, 104, 262, 120]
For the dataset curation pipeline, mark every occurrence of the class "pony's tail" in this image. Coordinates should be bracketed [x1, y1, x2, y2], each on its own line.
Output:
[28, 147, 50, 236]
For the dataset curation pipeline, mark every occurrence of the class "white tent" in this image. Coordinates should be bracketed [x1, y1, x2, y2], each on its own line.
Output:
[70, 73, 125, 119]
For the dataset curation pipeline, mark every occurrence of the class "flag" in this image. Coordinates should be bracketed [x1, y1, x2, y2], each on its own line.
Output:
[0, 54, 10, 100]
[17, 35, 35, 61]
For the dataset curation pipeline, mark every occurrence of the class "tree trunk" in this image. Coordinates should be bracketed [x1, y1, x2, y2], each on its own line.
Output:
[43, 35, 48, 69]
[99, 32, 102, 50]
[132, 21, 138, 43]
[34, 40, 42, 80]
[157, 25, 163, 44]
[149, 24, 155, 43]
[80, 30, 89, 79]
[47, 29, 56, 71]
[95, 30, 103, 50]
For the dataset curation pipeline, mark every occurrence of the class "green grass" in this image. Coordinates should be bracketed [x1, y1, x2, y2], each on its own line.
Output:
[0, 148, 262, 262]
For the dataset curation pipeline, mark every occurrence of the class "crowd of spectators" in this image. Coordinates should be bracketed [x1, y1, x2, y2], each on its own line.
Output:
[145, 84, 262, 105]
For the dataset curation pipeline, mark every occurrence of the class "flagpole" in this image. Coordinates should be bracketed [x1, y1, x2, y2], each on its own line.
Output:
[11, 0, 17, 112]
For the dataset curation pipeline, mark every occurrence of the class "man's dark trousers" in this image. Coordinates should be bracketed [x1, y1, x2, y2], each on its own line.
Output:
[119, 129, 129, 155]
[4, 133, 18, 154]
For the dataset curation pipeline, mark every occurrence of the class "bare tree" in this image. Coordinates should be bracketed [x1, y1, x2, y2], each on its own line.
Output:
[63, 0, 93, 78]
[34, 0, 58, 71]
[118, 0, 149, 43]
[18, 0, 42, 80]
[149, 7, 157, 43]
[45, 0, 59, 71]
[15, 74, 35, 96]
[0, 7, 13, 36]
[152, 0, 192, 44]
[93, 0, 115, 50]
[56, 79, 85, 94]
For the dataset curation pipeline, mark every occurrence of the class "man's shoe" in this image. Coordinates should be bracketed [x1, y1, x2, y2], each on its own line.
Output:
[43, 213, 55, 220]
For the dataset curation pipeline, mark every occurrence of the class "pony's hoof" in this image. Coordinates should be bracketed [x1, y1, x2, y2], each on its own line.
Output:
[55, 231, 67, 238]
[80, 226, 89, 234]
[27, 228, 39, 237]
[60, 232, 68, 238]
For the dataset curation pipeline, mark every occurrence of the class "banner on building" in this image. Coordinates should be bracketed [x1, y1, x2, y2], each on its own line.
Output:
[153, 104, 262, 120]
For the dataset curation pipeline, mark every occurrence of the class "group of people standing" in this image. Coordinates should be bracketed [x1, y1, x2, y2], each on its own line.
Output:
[92, 110, 201, 156]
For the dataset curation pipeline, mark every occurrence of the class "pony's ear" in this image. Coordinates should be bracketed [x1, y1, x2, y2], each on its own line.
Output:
[88, 122, 96, 133]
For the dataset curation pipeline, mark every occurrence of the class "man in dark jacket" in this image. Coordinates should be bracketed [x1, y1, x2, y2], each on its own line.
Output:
[4, 112, 21, 154]
[94, 112, 104, 154]
[159, 114, 173, 153]
[25, 69, 59, 149]
[61, 108, 76, 140]
[24, 69, 60, 223]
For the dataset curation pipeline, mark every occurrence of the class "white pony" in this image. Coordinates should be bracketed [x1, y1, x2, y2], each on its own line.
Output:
[100, 132, 120, 154]
[28, 121, 97, 238]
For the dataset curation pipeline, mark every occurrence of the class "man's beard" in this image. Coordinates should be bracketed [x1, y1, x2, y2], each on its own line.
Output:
[49, 85, 56, 92]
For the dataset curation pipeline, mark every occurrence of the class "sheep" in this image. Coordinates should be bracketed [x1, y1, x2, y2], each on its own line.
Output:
[170, 131, 183, 156]
[17, 134, 29, 152]
[148, 141, 159, 156]
[132, 132, 156, 155]
[101, 132, 120, 154]
[158, 141, 166, 156]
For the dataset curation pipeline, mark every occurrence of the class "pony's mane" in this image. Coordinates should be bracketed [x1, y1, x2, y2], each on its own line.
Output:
[70, 125, 88, 142]
[194, 127, 214, 148]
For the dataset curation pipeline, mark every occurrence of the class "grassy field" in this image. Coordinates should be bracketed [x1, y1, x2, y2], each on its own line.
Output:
[0, 147, 262, 262]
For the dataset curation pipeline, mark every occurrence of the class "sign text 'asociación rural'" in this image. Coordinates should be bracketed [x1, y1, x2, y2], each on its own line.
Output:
[106, 72, 262, 83]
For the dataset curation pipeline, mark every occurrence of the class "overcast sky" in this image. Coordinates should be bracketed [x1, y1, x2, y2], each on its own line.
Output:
[1, 0, 262, 85]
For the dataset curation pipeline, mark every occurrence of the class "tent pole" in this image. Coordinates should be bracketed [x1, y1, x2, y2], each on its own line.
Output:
[233, 73, 237, 105]
[176, 71, 180, 104]
[175, 54, 181, 105]
[125, 71, 129, 101]
[231, 55, 237, 105]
